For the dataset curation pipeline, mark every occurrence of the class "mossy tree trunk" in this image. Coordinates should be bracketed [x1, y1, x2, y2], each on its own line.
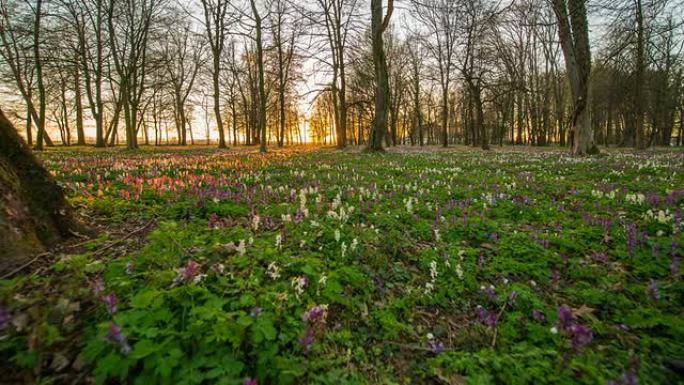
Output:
[0, 109, 76, 272]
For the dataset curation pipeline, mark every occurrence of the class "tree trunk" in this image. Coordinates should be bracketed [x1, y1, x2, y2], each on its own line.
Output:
[0, 109, 77, 270]
[552, 0, 598, 155]
[368, 0, 393, 151]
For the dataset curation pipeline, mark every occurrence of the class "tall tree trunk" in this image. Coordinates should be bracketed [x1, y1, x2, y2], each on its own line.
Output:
[368, 0, 393, 151]
[552, 0, 598, 155]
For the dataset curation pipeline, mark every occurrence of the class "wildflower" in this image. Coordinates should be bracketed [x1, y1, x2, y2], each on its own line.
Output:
[125, 261, 135, 275]
[211, 263, 225, 274]
[626, 224, 638, 256]
[334, 229, 341, 242]
[266, 262, 280, 280]
[532, 309, 545, 322]
[555, 305, 593, 351]
[106, 322, 131, 355]
[236, 239, 247, 256]
[647, 279, 659, 301]
[670, 242, 680, 278]
[103, 293, 118, 314]
[250, 307, 263, 317]
[243, 377, 258, 385]
[90, 277, 105, 296]
[176, 260, 201, 283]
[476, 306, 497, 328]
[301, 304, 328, 323]
[275, 234, 283, 250]
[429, 260, 438, 280]
[299, 328, 315, 352]
[350, 238, 358, 251]
[318, 274, 328, 286]
[508, 291, 519, 304]
[0, 306, 11, 330]
[292, 276, 309, 297]
[455, 264, 464, 279]
[251, 214, 260, 231]
[341, 242, 347, 258]
[427, 339, 445, 354]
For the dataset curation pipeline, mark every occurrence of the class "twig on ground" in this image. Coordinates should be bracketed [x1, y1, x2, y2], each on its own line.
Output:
[92, 218, 156, 258]
[1, 252, 51, 280]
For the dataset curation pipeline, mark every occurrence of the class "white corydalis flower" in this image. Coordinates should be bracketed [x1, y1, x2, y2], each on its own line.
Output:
[251, 215, 260, 231]
[275, 234, 283, 250]
[266, 262, 280, 280]
[236, 239, 247, 256]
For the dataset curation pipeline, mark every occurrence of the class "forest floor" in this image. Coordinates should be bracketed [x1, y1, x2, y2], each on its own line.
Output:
[1, 146, 683, 385]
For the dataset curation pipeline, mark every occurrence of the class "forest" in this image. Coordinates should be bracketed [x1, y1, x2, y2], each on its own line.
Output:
[0, 0, 683, 384]
[0, 0, 682, 151]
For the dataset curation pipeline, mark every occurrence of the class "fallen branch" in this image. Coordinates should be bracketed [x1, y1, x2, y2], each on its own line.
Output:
[1, 252, 51, 280]
[92, 218, 156, 258]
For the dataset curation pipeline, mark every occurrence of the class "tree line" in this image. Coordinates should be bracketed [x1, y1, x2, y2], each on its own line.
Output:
[0, 0, 682, 153]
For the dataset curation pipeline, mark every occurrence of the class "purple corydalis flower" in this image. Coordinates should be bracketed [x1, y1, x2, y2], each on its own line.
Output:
[428, 339, 445, 354]
[243, 378, 258, 385]
[299, 328, 315, 352]
[179, 260, 201, 282]
[671, 242, 680, 278]
[0, 306, 11, 330]
[508, 291, 519, 304]
[532, 309, 545, 322]
[490, 232, 499, 243]
[106, 322, 131, 355]
[301, 305, 326, 323]
[476, 306, 498, 328]
[569, 323, 593, 350]
[647, 279, 659, 301]
[556, 305, 593, 351]
[103, 293, 118, 314]
[91, 277, 105, 296]
[626, 224, 638, 256]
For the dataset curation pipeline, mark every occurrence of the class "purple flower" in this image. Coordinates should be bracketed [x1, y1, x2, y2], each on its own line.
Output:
[556, 305, 593, 351]
[532, 309, 545, 322]
[626, 224, 638, 256]
[0, 306, 11, 330]
[106, 322, 131, 355]
[490, 232, 498, 243]
[176, 260, 201, 283]
[250, 307, 263, 317]
[103, 293, 118, 314]
[301, 305, 326, 323]
[557, 306, 574, 330]
[90, 277, 105, 296]
[670, 242, 680, 278]
[569, 323, 593, 350]
[508, 291, 519, 304]
[476, 306, 498, 328]
[427, 339, 445, 354]
[299, 328, 315, 352]
[647, 279, 659, 301]
[243, 378, 258, 385]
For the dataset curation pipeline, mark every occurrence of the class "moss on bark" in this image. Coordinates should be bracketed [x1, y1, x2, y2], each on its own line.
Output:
[0, 109, 76, 272]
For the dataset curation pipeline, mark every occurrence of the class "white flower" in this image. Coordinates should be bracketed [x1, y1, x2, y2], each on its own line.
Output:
[318, 274, 328, 286]
[550, 326, 558, 334]
[351, 238, 358, 251]
[341, 242, 347, 258]
[251, 215, 260, 231]
[275, 234, 283, 250]
[455, 264, 464, 280]
[266, 262, 280, 280]
[334, 229, 341, 242]
[429, 260, 438, 280]
[236, 239, 247, 256]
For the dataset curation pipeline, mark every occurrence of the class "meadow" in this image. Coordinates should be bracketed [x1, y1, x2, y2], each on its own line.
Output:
[1, 146, 683, 385]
